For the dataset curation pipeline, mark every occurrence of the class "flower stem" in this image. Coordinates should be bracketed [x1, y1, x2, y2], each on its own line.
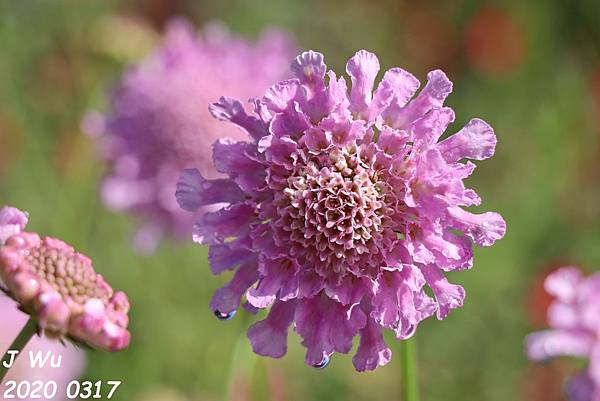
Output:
[0, 318, 37, 382]
[400, 337, 419, 401]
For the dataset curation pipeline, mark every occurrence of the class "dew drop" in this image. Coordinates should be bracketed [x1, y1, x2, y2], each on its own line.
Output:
[214, 309, 236, 321]
[312, 355, 330, 369]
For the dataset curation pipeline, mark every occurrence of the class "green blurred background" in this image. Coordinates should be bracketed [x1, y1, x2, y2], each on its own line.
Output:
[1, 0, 600, 400]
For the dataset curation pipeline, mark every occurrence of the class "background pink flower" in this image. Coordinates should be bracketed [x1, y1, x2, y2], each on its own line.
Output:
[86, 18, 296, 253]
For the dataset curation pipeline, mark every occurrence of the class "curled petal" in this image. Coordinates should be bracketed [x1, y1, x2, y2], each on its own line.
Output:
[377, 68, 420, 122]
[391, 69, 453, 129]
[0, 206, 29, 245]
[295, 294, 366, 366]
[247, 300, 297, 358]
[209, 96, 269, 141]
[438, 118, 497, 163]
[371, 266, 435, 338]
[192, 203, 255, 244]
[353, 315, 392, 372]
[247, 258, 299, 308]
[213, 139, 263, 176]
[208, 240, 254, 274]
[176, 168, 244, 212]
[346, 50, 380, 116]
[447, 206, 506, 246]
[210, 259, 259, 316]
[420, 264, 465, 320]
[411, 107, 455, 146]
[291, 51, 326, 87]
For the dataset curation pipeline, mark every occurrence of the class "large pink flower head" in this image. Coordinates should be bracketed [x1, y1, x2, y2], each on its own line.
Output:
[86, 18, 296, 252]
[0, 206, 131, 352]
[177, 50, 506, 371]
[0, 296, 86, 396]
[526, 267, 600, 401]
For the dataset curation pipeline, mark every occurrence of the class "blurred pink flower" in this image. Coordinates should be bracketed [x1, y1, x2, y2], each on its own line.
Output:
[0, 206, 131, 352]
[0, 296, 86, 399]
[86, 18, 296, 253]
[526, 267, 600, 401]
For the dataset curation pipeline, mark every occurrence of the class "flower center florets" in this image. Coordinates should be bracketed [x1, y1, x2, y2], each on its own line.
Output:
[23, 244, 111, 305]
[276, 143, 395, 274]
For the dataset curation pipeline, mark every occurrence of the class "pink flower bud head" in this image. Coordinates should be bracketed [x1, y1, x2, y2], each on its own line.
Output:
[177, 50, 506, 371]
[0, 206, 131, 352]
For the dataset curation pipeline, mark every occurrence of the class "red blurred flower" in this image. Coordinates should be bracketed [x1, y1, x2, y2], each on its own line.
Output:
[464, 6, 526, 76]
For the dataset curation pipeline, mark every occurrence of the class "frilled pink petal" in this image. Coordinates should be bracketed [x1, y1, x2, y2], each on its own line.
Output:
[526, 330, 595, 361]
[346, 50, 380, 116]
[377, 127, 409, 155]
[421, 264, 465, 319]
[0, 206, 29, 245]
[210, 259, 259, 316]
[295, 294, 366, 366]
[410, 107, 455, 146]
[247, 258, 299, 308]
[192, 203, 255, 244]
[268, 106, 311, 138]
[304, 127, 332, 153]
[438, 118, 497, 163]
[544, 266, 584, 303]
[371, 266, 435, 338]
[352, 315, 392, 372]
[566, 371, 596, 401]
[209, 96, 269, 141]
[377, 68, 419, 124]
[265, 136, 298, 169]
[213, 139, 264, 176]
[262, 79, 300, 112]
[247, 300, 297, 358]
[176, 168, 244, 212]
[390, 69, 452, 129]
[325, 275, 375, 307]
[447, 206, 506, 246]
[291, 50, 326, 87]
[422, 231, 474, 271]
[208, 240, 254, 274]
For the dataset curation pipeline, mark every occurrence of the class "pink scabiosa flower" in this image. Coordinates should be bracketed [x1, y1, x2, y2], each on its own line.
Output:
[526, 267, 600, 401]
[177, 50, 506, 371]
[0, 296, 86, 397]
[86, 18, 296, 253]
[0, 206, 131, 352]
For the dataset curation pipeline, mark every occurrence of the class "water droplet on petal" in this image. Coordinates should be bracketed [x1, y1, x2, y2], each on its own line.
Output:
[312, 355, 330, 369]
[214, 309, 236, 320]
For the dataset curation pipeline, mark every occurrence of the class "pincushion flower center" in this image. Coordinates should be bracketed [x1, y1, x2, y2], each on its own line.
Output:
[23, 245, 111, 304]
[282, 145, 390, 262]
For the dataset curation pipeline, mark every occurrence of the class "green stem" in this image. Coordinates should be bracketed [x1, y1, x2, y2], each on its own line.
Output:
[0, 318, 38, 383]
[400, 337, 419, 401]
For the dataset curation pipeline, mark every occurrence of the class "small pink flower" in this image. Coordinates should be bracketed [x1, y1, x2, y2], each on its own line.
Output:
[526, 267, 600, 401]
[0, 206, 131, 352]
